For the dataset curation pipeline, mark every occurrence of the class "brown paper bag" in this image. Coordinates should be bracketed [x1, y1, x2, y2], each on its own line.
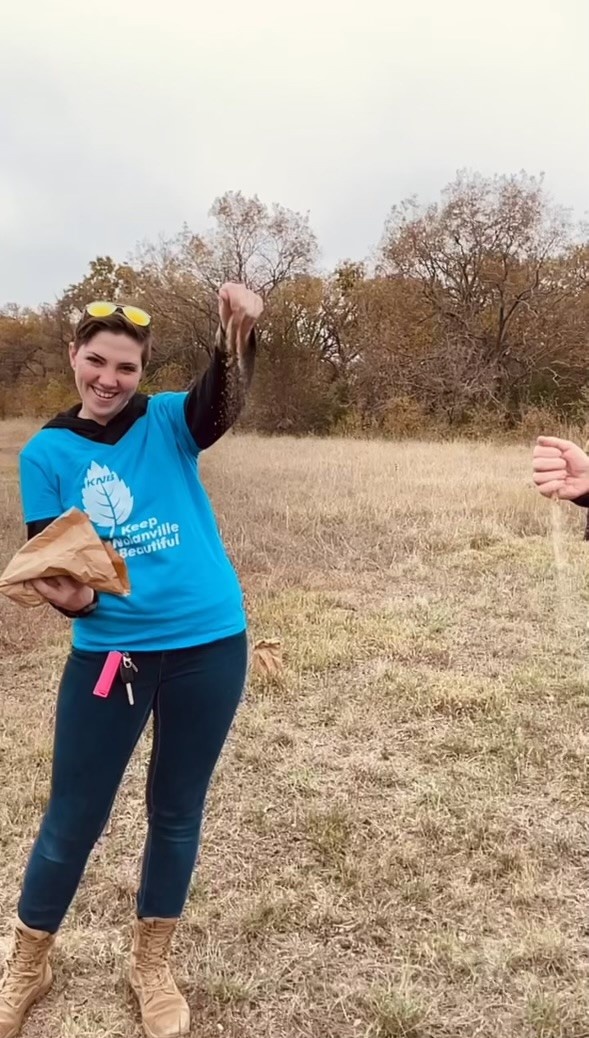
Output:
[251, 638, 283, 678]
[0, 507, 130, 607]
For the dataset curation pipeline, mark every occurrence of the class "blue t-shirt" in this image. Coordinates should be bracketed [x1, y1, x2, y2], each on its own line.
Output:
[18, 392, 246, 652]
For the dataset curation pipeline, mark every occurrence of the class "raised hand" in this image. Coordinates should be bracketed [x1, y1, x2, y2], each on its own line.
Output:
[532, 436, 589, 500]
[218, 283, 263, 357]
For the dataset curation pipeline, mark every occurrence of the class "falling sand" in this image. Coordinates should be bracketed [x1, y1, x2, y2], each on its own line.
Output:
[550, 496, 569, 610]
[550, 494, 589, 687]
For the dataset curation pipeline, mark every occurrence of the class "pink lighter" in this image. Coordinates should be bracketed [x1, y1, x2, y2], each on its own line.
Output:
[93, 651, 123, 698]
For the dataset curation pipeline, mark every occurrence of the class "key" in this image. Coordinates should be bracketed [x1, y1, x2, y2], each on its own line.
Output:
[120, 654, 138, 706]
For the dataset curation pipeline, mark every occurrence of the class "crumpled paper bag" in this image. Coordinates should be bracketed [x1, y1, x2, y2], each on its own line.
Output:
[251, 638, 283, 678]
[0, 507, 130, 607]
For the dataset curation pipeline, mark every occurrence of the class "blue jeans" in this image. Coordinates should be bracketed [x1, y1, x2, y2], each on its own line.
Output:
[18, 632, 248, 933]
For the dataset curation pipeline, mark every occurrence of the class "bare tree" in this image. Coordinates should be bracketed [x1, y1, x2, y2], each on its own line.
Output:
[377, 171, 586, 418]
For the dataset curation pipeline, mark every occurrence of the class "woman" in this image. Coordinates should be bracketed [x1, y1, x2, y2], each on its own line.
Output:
[0, 284, 263, 1038]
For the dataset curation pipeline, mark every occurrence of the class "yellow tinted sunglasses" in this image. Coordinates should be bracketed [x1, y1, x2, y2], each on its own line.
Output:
[85, 301, 151, 328]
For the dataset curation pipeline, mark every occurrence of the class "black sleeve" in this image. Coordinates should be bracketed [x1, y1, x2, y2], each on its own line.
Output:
[27, 518, 58, 540]
[184, 326, 256, 450]
[570, 495, 589, 508]
[26, 517, 99, 618]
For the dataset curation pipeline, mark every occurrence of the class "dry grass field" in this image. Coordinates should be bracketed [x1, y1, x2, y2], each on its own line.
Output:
[1, 419, 589, 1037]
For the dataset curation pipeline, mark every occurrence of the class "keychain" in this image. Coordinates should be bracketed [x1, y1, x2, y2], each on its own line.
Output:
[120, 654, 138, 705]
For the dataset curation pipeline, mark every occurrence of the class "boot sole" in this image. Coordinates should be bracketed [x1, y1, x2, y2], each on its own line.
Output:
[142, 1023, 190, 1038]
[1, 974, 53, 1038]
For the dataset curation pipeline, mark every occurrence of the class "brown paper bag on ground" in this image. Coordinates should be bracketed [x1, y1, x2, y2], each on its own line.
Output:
[251, 638, 283, 678]
[0, 507, 130, 607]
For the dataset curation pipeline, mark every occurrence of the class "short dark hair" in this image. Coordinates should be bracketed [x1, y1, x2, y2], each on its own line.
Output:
[73, 309, 152, 365]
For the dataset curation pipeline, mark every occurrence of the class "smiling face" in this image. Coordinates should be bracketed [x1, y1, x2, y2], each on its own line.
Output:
[69, 331, 144, 424]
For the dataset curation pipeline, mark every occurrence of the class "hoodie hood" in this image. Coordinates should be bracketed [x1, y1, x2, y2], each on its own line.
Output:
[42, 393, 149, 443]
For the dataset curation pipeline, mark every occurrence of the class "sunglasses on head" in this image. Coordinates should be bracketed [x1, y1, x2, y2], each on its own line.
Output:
[85, 301, 151, 328]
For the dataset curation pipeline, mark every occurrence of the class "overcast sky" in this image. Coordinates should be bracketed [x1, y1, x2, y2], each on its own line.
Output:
[2, 0, 588, 307]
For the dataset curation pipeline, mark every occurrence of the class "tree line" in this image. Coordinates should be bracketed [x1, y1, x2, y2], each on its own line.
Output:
[1, 171, 588, 439]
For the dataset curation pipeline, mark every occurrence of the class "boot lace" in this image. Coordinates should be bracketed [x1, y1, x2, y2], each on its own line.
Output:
[136, 925, 176, 995]
[0, 930, 47, 1007]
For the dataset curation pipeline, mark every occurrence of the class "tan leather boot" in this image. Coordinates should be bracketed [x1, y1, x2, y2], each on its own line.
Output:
[0, 920, 55, 1038]
[129, 918, 190, 1038]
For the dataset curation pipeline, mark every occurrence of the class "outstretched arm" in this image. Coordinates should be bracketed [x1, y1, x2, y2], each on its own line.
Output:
[184, 326, 256, 449]
[184, 283, 263, 450]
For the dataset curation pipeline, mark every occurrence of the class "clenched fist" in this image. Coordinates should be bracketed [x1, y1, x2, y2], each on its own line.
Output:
[218, 283, 263, 355]
[532, 436, 589, 500]
[27, 576, 94, 613]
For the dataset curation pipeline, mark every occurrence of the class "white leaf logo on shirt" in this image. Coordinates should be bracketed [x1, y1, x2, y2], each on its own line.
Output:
[82, 462, 134, 534]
